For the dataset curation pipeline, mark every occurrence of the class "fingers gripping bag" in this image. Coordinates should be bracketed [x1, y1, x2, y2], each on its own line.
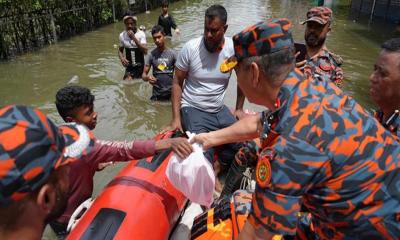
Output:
[166, 132, 215, 207]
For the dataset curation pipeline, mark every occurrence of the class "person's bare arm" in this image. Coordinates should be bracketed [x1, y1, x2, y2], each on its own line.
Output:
[163, 68, 187, 132]
[191, 114, 262, 149]
[155, 137, 193, 159]
[234, 85, 246, 119]
[142, 65, 157, 84]
[119, 47, 129, 67]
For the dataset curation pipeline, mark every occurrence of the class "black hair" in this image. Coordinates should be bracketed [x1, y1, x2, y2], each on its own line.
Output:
[161, 1, 168, 7]
[381, 38, 400, 52]
[205, 4, 227, 24]
[151, 25, 165, 36]
[55, 85, 94, 121]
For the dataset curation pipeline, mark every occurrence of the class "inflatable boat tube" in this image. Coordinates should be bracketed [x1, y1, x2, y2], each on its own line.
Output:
[67, 131, 187, 240]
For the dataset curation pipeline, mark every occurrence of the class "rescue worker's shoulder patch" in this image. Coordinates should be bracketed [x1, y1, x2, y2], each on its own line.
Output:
[256, 148, 275, 188]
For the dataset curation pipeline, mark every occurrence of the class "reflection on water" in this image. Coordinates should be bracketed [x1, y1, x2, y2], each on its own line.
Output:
[0, 0, 398, 239]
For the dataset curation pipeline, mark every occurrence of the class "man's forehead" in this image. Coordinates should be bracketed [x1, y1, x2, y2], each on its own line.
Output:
[205, 16, 224, 26]
[125, 19, 136, 24]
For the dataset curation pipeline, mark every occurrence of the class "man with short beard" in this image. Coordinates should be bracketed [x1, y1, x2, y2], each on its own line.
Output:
[297, 7, 344, 88]
[165, 5, 245, 173]
[0, 105, 94, 240]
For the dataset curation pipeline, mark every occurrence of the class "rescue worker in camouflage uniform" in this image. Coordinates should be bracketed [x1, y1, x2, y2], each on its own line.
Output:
[297, 6, 344, 88]
[370, 38, 400, 138]
[192, 19, 400, 239]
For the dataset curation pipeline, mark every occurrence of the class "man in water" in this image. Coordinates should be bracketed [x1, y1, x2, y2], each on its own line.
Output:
[49, 85, 192, 237]
[370, 38, 400, 138]
[157, 1, 180, 37]
[0, 105, 94, 239]
[165, 4, 245, 173]
[142, 25, 177, 101]
[118, 12, 148, 80]
[192, 19, 400, 239]
[297, 6, 344, 88]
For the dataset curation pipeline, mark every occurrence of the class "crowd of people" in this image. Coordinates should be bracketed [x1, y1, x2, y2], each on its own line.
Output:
[0, 1, 399, 240]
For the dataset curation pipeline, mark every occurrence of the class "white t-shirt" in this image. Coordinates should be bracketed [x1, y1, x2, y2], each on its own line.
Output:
[175, 36, 234, 113]
[119, 30, 146, 48]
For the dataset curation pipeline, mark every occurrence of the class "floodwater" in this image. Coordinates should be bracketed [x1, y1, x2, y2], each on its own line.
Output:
[0, 0, 398, 239]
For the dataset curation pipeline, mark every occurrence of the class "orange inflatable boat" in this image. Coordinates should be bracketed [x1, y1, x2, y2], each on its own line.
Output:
[66, 131, 188, 240]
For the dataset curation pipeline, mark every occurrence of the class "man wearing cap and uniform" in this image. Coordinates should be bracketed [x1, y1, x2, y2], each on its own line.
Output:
[192, 19, 400, 239]
[118, 13, 148, 80]
[0, 105, 94, 239]
[297, 6, 344, 88]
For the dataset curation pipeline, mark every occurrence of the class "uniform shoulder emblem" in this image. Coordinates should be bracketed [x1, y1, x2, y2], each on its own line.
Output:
[256, 148, 274, 188]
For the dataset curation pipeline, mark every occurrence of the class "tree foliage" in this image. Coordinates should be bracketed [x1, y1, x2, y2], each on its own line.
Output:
[0, 0, 127, 59]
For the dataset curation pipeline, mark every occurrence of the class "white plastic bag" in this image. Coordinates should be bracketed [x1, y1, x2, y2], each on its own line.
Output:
[166, 132, 215, 207]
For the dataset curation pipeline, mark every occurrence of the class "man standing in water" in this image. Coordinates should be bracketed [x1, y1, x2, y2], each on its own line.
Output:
[297, 7, 344, 88]
[118, 13, 148, 80]
[142, 25, 177, 101]
[157, 1, 180, 37]
[370, 38, 400, 138]
[166, 4, 245, 173]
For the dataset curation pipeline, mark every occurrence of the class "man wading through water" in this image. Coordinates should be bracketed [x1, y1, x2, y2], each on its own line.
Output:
[118, 12, 148, 81]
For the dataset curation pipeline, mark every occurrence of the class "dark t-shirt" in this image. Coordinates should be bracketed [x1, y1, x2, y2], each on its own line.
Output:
[157, 14, 177, 36]
[145, 48, 176, 100]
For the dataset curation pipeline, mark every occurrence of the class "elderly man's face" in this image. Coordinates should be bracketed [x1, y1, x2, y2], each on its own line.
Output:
[370, 50, 400, 110]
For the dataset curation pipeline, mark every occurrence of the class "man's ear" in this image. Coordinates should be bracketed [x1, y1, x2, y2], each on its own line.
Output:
[250, 62, 261, 88]
[223, 24, 228, 33]
[36, 184, 56, 216]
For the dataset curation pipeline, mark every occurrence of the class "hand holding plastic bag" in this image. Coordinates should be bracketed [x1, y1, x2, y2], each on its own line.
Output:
[166, 132, 215, 207]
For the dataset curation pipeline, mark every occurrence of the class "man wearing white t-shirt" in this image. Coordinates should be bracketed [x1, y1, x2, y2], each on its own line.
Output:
[166, 5, 245, 171]
[118, 14, 148, 80]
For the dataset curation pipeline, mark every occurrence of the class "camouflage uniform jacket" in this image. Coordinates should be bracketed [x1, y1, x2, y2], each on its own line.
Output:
[303, 47, 344, 88]
[248, 69, 400, 239]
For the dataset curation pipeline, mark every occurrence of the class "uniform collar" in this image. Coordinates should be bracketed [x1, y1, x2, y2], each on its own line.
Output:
[259, 69, 305, 143]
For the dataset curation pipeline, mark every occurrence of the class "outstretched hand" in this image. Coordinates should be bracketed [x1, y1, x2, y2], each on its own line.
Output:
[190, 133, 214, 150]
[169, 137, 193, 159]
